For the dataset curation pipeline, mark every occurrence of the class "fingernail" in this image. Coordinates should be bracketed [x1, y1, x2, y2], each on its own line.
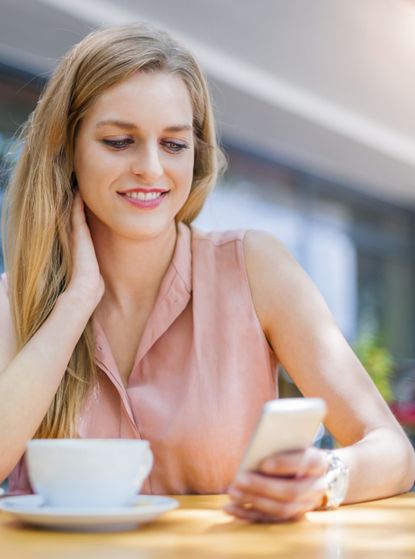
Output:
[235, 473, 250, 486]
[228, 487, 243, 499]
[261, 459, 276, 472]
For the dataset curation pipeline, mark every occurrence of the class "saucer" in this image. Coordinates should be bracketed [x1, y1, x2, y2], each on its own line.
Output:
[0, 494, 178, 531]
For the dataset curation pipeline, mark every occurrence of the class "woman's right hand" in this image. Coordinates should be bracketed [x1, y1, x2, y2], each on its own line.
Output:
[66, 193, 105, 310]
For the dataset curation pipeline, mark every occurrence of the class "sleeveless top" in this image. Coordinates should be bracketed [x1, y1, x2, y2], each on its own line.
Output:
[8, 223, 278, 495]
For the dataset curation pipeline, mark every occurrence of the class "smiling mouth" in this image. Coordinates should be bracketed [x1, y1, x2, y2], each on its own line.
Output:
[117, 188, 170, 201]
[116, 188, 170, 209]
[122, 191, 166, 201]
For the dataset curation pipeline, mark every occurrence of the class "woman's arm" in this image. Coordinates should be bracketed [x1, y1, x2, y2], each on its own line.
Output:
[226, 230, 415, 521]
[0, 194, 104, 482]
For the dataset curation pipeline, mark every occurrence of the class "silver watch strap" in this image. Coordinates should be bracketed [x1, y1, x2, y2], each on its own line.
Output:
[321, 450, 350, 509]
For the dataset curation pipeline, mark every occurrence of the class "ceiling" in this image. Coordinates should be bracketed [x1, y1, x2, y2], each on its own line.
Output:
[1, 0, 415, 206]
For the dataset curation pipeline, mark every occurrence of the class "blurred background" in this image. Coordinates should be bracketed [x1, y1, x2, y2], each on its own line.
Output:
[1, 0, 415, 436]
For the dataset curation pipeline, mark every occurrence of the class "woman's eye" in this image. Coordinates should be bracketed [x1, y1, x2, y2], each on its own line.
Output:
[163, 141, 189, 153]
[102, 138, 133, 149]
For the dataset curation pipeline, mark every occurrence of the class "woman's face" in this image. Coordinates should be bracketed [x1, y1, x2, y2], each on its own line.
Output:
[73, 71, 195, 241]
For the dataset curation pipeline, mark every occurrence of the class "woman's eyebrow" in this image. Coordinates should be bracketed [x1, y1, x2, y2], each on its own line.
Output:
[95, 119, 193, 132]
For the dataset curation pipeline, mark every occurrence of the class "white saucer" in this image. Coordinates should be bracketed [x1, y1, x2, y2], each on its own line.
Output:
[0, 494, 178, 531]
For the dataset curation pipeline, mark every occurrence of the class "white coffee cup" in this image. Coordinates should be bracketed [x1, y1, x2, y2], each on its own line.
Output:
[26, 439, 153, 508]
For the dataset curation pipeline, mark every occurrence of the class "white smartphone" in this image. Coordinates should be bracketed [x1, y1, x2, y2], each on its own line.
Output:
[238, 398, 327, 473]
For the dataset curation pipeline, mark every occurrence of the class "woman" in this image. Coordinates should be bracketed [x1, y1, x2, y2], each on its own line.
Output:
[0, 23, 413, 523]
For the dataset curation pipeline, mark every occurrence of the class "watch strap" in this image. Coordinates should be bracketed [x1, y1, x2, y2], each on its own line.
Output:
[319, 450, 350, 509]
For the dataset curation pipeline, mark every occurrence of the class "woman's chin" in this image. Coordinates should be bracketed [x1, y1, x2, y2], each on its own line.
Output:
[111, 218, 177, 243]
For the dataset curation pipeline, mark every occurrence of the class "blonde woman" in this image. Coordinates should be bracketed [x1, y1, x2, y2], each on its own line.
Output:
[0, 24, 413, 523]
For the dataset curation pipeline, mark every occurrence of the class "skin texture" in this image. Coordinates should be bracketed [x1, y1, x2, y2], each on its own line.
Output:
[74, 71, 195, 244]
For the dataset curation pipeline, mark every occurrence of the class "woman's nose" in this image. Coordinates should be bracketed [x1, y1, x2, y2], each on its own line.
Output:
[131, 143, 164, 183]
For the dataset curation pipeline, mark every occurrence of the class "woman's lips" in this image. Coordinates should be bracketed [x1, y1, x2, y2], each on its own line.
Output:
[117, 189, 169, 209]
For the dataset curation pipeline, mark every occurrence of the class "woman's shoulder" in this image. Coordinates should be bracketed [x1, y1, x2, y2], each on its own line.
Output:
[190, 225, 247, 247]
[189, 226, 295, 274]
[242, 229, 308, 294]
[242, 230, 332, 338]
[243, 230, 295, 267]
[190, 226, 288, 250]
[191, 227, 292, 264]
[190, 227, 300, 291]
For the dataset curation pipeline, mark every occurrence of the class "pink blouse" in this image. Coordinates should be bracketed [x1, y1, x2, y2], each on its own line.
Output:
[8, 223, 278, 495]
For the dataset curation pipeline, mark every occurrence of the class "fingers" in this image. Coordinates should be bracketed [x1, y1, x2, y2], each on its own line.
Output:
[66, 193, 104, 307]
[230, 470, 327, 503]
[69, 193, 92, 261]
[224, 503, 269, 523]
[71, 192, 87, 231]
[259, 447, 328, 477]
[70, 193, 94, 251]
[225, 448, 329, 523]
[224, 499, 315, 523]
[226, 474, 325, 522]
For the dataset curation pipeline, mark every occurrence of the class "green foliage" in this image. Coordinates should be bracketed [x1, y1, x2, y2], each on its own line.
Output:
[353, 334, 394, 403]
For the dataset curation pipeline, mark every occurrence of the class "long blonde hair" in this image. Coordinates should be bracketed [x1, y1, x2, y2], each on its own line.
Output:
[3, 24, 225, 438]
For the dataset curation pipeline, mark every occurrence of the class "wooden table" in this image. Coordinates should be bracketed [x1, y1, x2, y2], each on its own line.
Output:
[1, 493, 415, 558]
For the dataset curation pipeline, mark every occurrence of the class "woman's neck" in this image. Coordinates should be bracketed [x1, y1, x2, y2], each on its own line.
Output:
[88, 217, 177, 316]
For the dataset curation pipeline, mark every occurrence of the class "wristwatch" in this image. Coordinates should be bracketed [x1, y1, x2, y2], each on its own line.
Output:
[320, 451, 350, 509]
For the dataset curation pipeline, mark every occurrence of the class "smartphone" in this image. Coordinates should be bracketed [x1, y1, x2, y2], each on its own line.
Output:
[238, 398, 327, 473]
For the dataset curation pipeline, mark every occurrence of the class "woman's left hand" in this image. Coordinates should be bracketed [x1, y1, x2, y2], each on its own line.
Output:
[225, 447, 328, 522]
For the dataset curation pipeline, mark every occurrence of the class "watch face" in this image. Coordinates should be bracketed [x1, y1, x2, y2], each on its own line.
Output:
[325, 453, 350, 508]
[330, 470, 349, 507]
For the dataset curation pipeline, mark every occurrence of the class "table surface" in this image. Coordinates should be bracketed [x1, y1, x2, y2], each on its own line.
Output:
[1, 493, 415, 559]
